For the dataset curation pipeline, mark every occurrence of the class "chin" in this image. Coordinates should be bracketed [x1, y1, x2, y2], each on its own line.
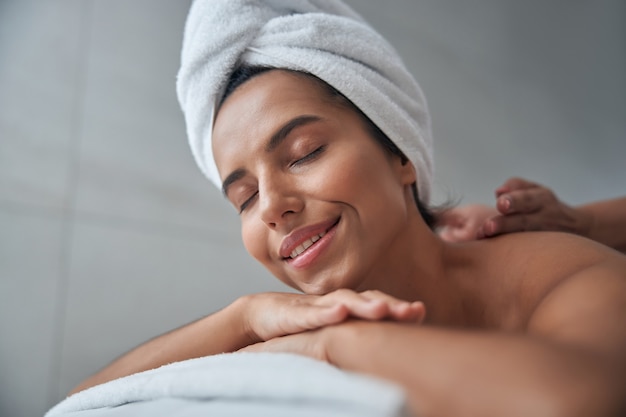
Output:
[300, 283, 334, 295]
[297, 271, 362, 295]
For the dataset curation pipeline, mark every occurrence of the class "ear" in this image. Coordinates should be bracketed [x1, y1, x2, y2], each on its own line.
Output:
[395, 158, 417, 186]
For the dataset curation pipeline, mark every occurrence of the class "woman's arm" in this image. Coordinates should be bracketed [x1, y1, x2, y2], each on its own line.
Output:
[325, 324, 622, 417]
[245, 261, 626, 417]
[331, 262, 626, 417]
[70, 289, 424, 395]
[69, 297, 250, 395]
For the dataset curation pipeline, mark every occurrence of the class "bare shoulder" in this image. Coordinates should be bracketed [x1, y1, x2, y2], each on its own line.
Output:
[491, 232, 626, 359]
[467, 232, 626, 335]
[484, 231, 625, 275]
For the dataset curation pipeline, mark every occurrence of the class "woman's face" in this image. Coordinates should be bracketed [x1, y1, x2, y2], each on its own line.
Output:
[212, 70, 417, 294]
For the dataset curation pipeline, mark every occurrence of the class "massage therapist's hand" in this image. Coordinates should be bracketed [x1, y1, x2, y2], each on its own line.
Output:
[241, 289, 425, 343]
[437, 204, 498, 242]
[476, 177, 591, 239]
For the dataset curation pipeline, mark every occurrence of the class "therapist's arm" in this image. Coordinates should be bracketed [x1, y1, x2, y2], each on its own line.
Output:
[578, 196, 626, 253]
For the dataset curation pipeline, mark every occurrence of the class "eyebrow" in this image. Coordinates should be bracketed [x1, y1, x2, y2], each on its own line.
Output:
[221, 168, 246, 196]
[221, 115, 322, 196]
[264, 115, 321, 152]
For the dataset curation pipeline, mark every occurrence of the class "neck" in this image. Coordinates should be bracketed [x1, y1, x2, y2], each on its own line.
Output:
[357, 213, 477, 327]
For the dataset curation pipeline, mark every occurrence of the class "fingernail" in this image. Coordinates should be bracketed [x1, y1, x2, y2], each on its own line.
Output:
[391, 304, 408, 313]
[500, 196, 511, 211]
[393, 301, 410, 308]
[482, 220, 496, 236]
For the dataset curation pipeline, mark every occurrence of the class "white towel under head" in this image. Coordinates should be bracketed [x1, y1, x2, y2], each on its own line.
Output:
[176, 0, 434, 203]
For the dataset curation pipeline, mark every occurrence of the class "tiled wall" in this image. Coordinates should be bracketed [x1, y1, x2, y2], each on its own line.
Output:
[0, 1, 624, 416]
[0, 2, 283, 416]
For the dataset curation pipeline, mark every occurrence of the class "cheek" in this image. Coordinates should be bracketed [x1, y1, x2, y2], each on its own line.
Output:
[323, 148, 405, 211]
[325, 149, 410, 254]
[241, 219, 299, 289]
[241, 219, 268, 265]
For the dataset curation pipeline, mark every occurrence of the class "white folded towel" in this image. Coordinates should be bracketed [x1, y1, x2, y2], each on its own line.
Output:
[176, 0, 434, 202]
[45, 353, 409, 417]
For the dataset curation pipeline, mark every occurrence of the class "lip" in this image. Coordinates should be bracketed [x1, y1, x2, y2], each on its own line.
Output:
[283, 218, 340, 270]
[279, 217, 340, 260]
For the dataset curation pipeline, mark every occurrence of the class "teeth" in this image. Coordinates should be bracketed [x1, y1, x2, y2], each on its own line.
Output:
[289, 232, 326, 259]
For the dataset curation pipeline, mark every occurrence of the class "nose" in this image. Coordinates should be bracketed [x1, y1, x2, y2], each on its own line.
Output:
[258, 176, 304, 229]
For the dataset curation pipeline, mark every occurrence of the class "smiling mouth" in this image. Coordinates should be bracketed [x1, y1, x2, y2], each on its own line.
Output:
[288, 231, 327, 259]
[282, 218, 340, 261]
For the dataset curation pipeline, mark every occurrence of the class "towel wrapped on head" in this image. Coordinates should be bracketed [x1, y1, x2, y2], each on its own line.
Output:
[176, 0, 434, 203]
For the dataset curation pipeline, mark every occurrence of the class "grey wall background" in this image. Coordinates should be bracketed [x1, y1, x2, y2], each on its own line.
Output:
[0, 1, 623, 416]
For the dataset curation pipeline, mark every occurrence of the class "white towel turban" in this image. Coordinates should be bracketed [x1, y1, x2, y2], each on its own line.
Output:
[176, 0, 434, 203]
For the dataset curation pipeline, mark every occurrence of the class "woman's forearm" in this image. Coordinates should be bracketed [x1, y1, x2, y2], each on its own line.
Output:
[69, 289, 427, 395]
[326, 322, 624, 417]
[69, 297, 252, 395]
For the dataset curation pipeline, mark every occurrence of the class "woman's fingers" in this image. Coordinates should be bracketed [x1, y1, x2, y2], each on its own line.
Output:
[359, 290, 426, 322]
[316, 289, 392, 320]
[244, 293, 345, 341]
[246, 289, 426, 342]
[289, 290, 420, 336]
[285, 303, 350, 334]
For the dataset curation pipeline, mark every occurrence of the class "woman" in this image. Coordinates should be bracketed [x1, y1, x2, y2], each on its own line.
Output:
[72, 1, 626, 416]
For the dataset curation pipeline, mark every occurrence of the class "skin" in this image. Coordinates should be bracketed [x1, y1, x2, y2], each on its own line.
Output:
[438, 177, 626, 253]
[71, 70, 626, 417]
[214, 71, 428, 297]
[216, 71, 626, 416]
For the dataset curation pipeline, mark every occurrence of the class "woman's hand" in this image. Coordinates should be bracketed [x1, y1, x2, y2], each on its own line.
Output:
[239, 326, 332, 363]
[240, 289, 426, 344]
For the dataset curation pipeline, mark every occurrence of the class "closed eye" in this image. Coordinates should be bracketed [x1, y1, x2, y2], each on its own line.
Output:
[239, 191, 258, 214]
[290, 146, 326, 167]
[239, 146, 325, 213]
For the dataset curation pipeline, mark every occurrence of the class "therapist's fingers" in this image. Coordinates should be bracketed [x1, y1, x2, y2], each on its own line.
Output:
[437, 205, 499, 243]
[439, 226, 475, 243]
[436, 210, 473, 243]
[496, 187, 556, 215]
[478, 213, 541, 238]
[495, 177, 539, 198]
[437, 217, 477, 243]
